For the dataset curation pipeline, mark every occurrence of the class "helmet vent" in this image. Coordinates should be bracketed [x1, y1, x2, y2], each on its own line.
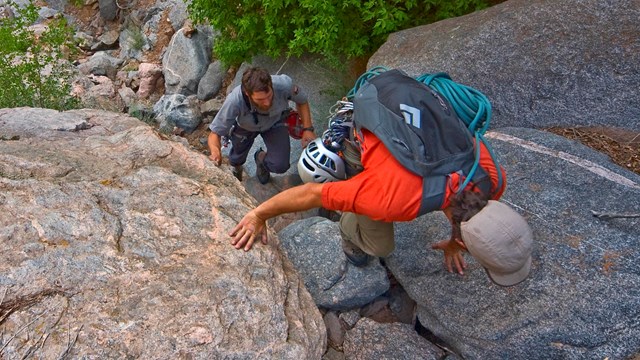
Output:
[319, 154, 328, 166]
[301, 158, 314, 171]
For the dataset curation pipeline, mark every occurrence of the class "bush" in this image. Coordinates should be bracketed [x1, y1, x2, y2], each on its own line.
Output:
[0, 1, 80, 110]
[187, 0, 491, 67]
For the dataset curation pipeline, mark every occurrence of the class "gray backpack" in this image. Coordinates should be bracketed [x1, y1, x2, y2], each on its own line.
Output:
[351, 69, 497, 214]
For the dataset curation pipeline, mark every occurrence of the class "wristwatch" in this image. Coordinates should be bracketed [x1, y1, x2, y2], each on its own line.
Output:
[302, 126, 314, 132]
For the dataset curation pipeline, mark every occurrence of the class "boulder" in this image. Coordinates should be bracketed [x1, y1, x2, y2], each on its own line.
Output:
[368, 0, 640, 131]
[77, 51, 124, 80]
[197, 60, 227, 101]
[153, 93, 202, 133]
[343, 318, 444, 359]
[98, 0, 117, 21]
[137, 62, 163, 99]
[278, 217, 390, 311]
[0, 108, 326, 359]
[162, 24, 213, 95]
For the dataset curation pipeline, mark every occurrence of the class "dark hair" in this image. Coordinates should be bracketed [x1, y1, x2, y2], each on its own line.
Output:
[449, 189, 489, 241]
[241, 67, 272, 95]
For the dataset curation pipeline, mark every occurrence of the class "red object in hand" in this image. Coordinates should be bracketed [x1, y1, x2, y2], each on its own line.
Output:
[286, 110, 303, 139]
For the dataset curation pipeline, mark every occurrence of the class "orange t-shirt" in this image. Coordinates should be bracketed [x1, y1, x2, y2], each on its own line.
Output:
[321, 130, 505, 222]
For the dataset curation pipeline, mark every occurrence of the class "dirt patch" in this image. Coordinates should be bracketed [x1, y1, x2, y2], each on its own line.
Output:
[545, 126, 640, 175]
[182, 119, 213, 153]
[142, 8, 174, 63]
[65, 0, 173, 64]
[64, 1, 100, 32]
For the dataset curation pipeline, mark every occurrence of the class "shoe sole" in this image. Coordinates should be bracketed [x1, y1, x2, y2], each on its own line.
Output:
[232, 165, 243, 181]
[344, 251, 371, 267]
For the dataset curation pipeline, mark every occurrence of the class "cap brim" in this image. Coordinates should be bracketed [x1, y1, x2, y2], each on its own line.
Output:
[486, 255, 532, 287]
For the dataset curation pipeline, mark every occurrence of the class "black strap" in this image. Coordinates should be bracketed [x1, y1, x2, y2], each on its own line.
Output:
[241, 88, 259, 124]
[241, 88, 251, 108]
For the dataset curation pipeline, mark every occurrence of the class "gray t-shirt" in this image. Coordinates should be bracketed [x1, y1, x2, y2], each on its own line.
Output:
[209, 74, 308, 135]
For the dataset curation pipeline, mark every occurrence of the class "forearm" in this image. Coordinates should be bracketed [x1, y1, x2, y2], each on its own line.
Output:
[208, 132, 222, 153]
[254, 182, 324, 221]
[296, 102, 313, 128]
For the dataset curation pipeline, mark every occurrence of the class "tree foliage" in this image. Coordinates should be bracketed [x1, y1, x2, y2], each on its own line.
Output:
[0, 1, 80, 110]
[187, 0, 491, 67]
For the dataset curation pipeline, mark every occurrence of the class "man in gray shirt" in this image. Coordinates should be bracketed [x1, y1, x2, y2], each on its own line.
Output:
[208, 67, 316, 183]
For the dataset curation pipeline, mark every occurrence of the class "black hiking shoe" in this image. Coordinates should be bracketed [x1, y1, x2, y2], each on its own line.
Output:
[342, 238, 372, 267]
[254, 148, 270, 184]
[232, 165, 243, 181]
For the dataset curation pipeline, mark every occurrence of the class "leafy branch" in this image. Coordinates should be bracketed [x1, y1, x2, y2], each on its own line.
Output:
[0, 0, 81, 110]
[187, 0, 492, 68]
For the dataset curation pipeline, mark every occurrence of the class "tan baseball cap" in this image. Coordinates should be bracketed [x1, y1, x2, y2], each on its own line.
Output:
[461, 200, 533, 287]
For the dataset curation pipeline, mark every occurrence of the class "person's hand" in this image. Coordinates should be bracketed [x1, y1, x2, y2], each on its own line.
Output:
[301, 130, 316, 148]
[431, 238, 467, 275]
[209, 148, 222, 166]
[229, 210, 268, 251]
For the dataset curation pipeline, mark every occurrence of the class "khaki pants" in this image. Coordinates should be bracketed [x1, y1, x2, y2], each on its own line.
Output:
[338, 141, 395, 257]
[340, 212, 395, 257]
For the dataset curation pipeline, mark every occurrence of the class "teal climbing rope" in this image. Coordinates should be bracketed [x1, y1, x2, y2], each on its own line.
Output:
[346, 66, 389, 100]
[415, 71, 502, 192]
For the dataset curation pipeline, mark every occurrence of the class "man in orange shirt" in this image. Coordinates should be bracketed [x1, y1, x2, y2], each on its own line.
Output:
[229, 125, 533, 286]
[227, 69, 533, 286]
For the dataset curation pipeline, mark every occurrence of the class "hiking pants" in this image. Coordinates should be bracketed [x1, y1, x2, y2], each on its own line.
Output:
[338, 141, 395, 257]
[227, 118, 290, 174]
[340, 213, 395, 257]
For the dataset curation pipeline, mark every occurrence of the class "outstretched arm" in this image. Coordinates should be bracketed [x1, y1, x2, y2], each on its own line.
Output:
[229, 182, 324, 251]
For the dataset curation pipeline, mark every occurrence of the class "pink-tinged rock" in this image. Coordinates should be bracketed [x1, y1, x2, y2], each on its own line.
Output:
[137, 63, 163, 99]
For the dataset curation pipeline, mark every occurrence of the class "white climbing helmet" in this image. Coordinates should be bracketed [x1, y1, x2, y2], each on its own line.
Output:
[297, 138, 347, 183]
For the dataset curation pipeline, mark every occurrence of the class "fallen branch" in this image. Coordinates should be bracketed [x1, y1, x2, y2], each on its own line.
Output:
[591, 210, 640, 219]
[20, 331, 47, 360]
[0, 287, 7, 309]
[0, 308, 48, 353]
[0, 289, 67, 326]
[57, 324, 83, 360]
[0, 288, 71, 356]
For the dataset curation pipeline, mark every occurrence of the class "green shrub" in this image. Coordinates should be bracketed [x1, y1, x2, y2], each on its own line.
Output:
[122, 17, 146, 53]
[0, 1, 80, 110]
[187, 0, 491, 67]
[128, 104, 156, 125]
[128, 26, 146, 52]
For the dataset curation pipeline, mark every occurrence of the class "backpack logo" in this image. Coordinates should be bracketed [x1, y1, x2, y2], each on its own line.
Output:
[399, 104, 421, 128]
